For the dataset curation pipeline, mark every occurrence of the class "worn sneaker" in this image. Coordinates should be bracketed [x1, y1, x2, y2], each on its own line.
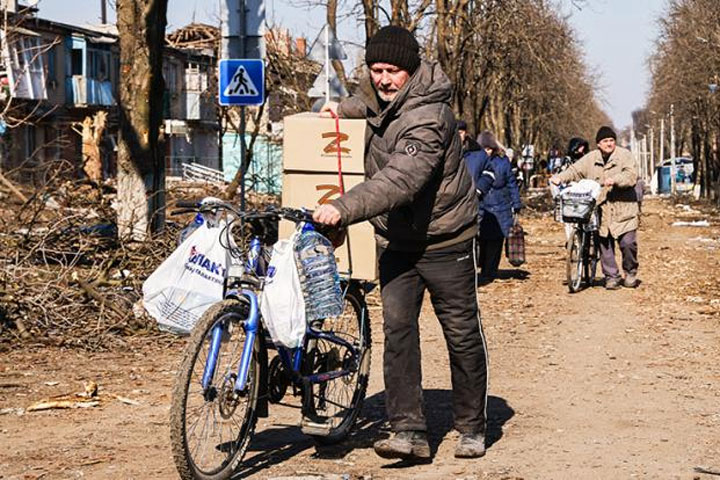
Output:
[455, 432, 486, 458]
[623, 273, 639, 288]
[605, 277, 622, 290]
[373, 430, 431, 460]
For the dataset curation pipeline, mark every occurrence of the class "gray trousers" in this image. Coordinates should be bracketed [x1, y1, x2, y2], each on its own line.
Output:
[378, 239, 488, 434]
[599, 230, 638, 279]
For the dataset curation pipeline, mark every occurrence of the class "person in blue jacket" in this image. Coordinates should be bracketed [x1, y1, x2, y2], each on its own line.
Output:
[462, 128, 498, 207]
[470, 131, 523, 283]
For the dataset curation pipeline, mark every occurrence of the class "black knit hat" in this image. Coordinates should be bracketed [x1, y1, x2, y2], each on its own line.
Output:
[365, 26, 421, 74]
[595, 126, 617, 143]
[457, 120, 467, 131]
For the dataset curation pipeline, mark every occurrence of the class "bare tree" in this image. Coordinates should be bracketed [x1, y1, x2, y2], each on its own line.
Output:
[115, 0, 169, 241]
[646, 0, 720, 201]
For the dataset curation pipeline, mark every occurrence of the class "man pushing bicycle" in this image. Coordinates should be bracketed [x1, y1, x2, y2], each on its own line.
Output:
[313, 26, 490, 460]
[550, 126, 641, 290]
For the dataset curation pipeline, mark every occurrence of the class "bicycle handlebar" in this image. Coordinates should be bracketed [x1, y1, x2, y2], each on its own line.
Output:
[171, 200, 319, 227]
[175, 200, 200, 209]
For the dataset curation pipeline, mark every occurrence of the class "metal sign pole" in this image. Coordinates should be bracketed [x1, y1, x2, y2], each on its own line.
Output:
[239, 0, 247, 211]
[325, 25, 330, 105]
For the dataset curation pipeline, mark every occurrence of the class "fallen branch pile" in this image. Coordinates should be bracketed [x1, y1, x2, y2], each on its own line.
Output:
[0, 170, 275, 351]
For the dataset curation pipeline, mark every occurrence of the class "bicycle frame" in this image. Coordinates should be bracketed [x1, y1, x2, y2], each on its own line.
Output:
[200, 231, 363, 397]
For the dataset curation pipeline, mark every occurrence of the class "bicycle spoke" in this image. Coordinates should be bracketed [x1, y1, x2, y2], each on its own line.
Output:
[186, 401, 209, 442]
[192, 404, 212, 469]
[190, 343, 210, 388]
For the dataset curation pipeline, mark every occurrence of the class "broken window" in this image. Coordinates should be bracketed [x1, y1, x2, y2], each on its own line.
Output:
[88, 48, 110, 81]
[70, 47, 83, 75]
[1, 30, 48, 100]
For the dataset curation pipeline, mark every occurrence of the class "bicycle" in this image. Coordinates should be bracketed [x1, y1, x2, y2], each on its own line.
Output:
[168, 200, 371, 480]
[553, 185, 600, 293]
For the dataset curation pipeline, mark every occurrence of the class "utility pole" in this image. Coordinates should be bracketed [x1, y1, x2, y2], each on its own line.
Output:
[220, 0, 265, 209]
[659, 117, 665, 179]
[649, 126, 655, 172]
[642, 135, 648, 181]
[630, 123, 637, 174]
[100, 0, 107, 24]
[670, 103, 676, 195]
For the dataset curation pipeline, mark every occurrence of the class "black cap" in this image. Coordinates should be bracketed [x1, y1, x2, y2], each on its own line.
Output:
[595, 126, 617, 143]
[365, 26, 421, 74]
[457, 120, 467, 131]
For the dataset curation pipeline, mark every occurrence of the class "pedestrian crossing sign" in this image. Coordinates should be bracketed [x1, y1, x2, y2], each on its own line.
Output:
[218, 59, 265, 106]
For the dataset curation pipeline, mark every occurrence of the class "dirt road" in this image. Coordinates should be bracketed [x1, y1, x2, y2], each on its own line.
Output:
[1, 197, 719, 480]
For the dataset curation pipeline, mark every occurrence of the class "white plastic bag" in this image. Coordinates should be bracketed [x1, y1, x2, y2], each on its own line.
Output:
[142, 221, 229, 335]
[260, 233, 306, 348]
[565, 179, 602, 199]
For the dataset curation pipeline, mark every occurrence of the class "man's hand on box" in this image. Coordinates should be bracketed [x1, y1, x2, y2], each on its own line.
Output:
[319, 101, 339, 118]
[313, 204, 342, 226]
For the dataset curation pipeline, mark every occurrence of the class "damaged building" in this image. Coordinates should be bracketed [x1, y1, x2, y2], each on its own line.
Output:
[0, 0, 220, 183]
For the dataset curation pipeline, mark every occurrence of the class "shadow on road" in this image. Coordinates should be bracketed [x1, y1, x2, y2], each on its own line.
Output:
[496, 268, 531, 281]
[478, 269, 531, 285]
[233, 390, 514, 477]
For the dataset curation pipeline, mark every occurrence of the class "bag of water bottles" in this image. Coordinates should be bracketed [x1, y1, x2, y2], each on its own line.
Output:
[294, 227, 344, 321]
[261, 226, 344, 348]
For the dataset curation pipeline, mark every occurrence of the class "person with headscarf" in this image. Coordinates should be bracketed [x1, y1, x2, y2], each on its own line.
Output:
[468, 131, 523, 283]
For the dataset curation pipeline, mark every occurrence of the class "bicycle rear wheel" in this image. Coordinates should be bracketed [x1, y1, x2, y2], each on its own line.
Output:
[301, 285, 371, 444]
[566, 228, 584, 293]
[170, 300, 260, 480]
[586, 232, 600, 286]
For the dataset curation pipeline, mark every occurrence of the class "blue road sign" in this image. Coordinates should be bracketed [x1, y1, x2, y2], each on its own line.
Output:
[218, 59, 265, 106]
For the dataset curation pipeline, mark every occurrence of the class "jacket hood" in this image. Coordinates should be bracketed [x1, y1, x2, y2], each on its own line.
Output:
[355, 61, 453, 128]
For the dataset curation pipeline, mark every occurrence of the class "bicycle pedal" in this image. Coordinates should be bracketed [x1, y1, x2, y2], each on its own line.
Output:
[300, 418, 332, 436]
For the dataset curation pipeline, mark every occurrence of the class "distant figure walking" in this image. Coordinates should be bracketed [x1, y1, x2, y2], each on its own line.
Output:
[470, 131, 523, 283]
[551, 126, 641, 290]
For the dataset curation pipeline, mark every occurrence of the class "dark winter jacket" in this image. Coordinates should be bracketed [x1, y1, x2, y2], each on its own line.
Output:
[463, 147, 500, 201]
[470, 151, 522, 238]
[330, 61, 477, 251]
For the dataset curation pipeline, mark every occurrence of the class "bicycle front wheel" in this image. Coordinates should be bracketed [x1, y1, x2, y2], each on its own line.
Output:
[567, 228, 584, 293]
[170, 300, 260, 480]
[302, 285, 371, 444]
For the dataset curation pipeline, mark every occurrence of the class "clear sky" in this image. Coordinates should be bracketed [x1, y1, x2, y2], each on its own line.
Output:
[560, 0, 665, 129]
[34, 0, 663, 129]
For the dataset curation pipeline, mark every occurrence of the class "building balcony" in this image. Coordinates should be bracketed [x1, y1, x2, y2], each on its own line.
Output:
[66, 75, 114, 106]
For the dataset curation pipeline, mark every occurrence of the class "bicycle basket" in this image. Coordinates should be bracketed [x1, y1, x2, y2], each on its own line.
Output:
[560, 193, 595, 223]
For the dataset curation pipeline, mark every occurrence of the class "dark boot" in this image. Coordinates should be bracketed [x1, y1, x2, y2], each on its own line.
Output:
[455, 432, 486, 458]
[373, 430, 431, 460]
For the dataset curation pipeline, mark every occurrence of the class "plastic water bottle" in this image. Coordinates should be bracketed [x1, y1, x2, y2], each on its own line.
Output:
[178, 213, 204, 245]
[294, 226, 344, 321]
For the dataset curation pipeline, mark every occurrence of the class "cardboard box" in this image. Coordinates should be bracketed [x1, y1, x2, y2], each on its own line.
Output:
[283, 112, 366, 174]
[280, 172, 377, 281]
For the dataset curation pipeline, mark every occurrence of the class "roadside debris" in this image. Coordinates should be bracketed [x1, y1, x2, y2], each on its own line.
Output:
[1, 173, 274, 351]
[672, 220, 710, 227]
[25, 381, 140, 412]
